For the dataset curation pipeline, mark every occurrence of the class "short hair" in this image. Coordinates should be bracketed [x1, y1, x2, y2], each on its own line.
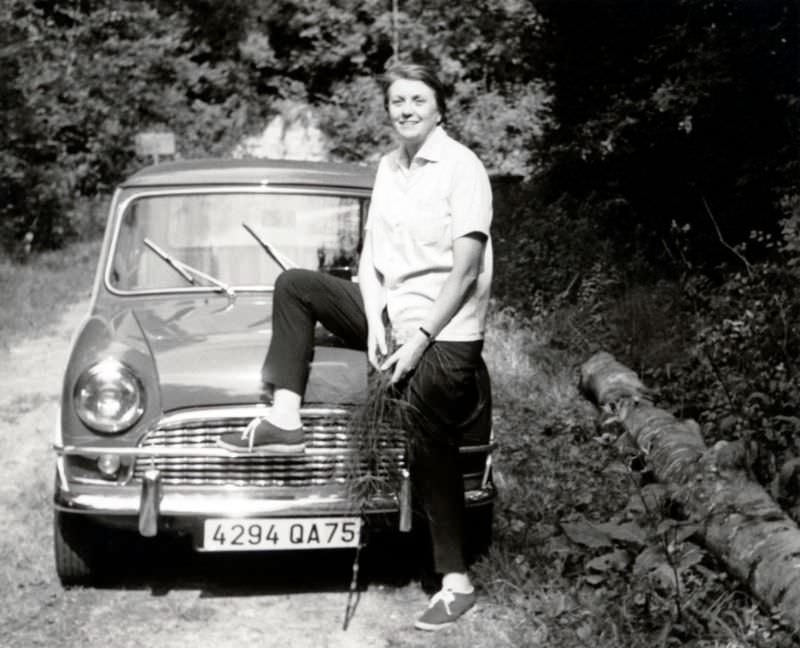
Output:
[381, 63, 447, 123]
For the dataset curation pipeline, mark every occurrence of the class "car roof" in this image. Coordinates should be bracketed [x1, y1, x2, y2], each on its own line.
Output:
[121, 158, 376, 190]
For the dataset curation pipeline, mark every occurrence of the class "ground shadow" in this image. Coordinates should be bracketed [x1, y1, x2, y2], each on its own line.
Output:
[97, 525, 436, 599]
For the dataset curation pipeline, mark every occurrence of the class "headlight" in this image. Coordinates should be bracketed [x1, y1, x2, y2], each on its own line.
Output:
[73, 359, 145, 433]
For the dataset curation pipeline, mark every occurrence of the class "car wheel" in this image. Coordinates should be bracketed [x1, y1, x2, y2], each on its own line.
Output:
[53, 510, 109, 586]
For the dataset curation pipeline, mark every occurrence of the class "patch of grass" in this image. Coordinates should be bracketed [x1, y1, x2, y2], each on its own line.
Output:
[475, 306, 630, 645]
[0, 442, 70, 646]
[0, 239, 101, 348]
[0, 237, 101, 643]
[485, 306, 576, 405]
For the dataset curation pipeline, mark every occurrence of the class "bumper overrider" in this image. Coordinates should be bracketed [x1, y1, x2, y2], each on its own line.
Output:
[54, 406, 496, 539]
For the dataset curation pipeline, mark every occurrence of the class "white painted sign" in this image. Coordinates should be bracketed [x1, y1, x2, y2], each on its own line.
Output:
[135, 132, 176, 161]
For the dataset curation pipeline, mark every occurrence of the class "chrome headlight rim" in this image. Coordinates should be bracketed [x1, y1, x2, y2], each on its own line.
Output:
[73, 358, 145, 434]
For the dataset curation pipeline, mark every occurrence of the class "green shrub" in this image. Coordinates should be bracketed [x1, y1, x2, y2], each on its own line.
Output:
[491, 186, 621, 313]
[655, 261, 800, 485]
[0, 0, 259, 253]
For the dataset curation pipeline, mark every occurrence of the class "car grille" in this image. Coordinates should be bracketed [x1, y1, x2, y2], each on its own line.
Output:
[132, 408, 406, 488]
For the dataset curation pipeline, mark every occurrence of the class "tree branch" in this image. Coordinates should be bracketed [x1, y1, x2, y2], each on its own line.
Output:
[701, 195, 752, 277]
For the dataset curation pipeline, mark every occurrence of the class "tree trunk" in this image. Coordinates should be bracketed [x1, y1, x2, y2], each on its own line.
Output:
[580, 351, 800, 629]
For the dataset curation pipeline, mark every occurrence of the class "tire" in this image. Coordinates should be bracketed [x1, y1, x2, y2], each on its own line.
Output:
[53, 510, 106, 586]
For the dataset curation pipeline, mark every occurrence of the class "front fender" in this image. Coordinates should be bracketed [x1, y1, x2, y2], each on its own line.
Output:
[60, 309, 161, 447]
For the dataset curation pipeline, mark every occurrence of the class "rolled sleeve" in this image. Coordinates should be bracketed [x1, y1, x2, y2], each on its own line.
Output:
[448, 153, 492, 240]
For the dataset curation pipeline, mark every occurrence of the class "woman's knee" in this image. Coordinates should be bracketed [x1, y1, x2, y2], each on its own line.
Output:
[274, 268, 314, 298]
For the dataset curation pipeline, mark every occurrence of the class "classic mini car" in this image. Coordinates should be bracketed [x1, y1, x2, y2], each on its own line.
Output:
[53, 158, 495, 584]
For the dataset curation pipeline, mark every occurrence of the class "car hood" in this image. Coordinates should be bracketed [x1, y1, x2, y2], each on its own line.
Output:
[127, 296, 367, 411]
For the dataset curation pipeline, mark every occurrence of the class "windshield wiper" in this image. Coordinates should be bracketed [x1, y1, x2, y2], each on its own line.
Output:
[242, 222, 298, 271]
[143, 238, 236, 299]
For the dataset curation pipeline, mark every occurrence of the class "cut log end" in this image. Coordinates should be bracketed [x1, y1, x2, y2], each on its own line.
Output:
[580, 351, 647, 405]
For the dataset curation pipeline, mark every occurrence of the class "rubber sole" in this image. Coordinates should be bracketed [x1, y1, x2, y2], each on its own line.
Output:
[413, 603, 477, 631]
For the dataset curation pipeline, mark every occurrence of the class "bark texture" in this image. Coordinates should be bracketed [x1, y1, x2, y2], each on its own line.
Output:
[580, 351, 800, 628]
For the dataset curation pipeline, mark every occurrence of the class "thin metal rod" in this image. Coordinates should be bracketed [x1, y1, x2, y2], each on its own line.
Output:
[392, 0, 399, 61]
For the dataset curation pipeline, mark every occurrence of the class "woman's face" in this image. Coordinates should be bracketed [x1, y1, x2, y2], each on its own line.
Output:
[387, 78, 441, 147]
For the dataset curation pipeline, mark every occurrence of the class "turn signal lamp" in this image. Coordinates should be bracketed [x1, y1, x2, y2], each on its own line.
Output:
[97, 453, 122, 477]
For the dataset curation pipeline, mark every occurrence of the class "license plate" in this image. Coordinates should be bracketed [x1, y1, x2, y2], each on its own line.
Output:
[202, 517, 362, 551]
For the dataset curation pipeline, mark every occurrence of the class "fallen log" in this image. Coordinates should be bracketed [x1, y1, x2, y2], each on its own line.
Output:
[580, 351, 800, 629]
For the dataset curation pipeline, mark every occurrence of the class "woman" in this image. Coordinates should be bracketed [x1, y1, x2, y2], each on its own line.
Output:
[219, 62, 493, 631]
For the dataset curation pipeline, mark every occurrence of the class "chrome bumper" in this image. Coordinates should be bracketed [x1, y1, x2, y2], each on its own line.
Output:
[53, 440, 496, 537]
[54, 476, 496, 537]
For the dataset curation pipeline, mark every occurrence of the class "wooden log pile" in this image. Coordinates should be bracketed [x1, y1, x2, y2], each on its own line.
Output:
[580, 351, 800, 629]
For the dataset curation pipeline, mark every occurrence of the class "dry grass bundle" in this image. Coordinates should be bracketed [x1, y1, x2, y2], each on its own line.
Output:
[344, 369, 408, 512]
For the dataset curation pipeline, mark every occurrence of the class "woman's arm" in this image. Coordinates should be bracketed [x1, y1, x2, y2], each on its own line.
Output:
[357, 228, 388, 369]
[381, 232, 486, 383]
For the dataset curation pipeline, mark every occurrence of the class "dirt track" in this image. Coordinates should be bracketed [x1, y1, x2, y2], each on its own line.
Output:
[0, 301, 504, 648]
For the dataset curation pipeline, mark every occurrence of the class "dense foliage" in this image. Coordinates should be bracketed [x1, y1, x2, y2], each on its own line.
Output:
[0, 0, 544, 253]
[4, 0, 796, 269]
[492, 0, 799, 298]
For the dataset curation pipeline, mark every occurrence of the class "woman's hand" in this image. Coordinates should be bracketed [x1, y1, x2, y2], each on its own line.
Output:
[367, 319, 388, 370]
[380, 329, 431, 384]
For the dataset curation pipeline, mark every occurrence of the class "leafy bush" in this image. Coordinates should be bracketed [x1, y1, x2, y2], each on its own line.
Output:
[315, 76, 395, 163]
[447, 80, 550, 176]
[1, 0, 552, 254]
[532, 0, 799, 273]
[779, 194, 800, 264]
[1, 0, 260, 253]
[646, 261, 800, 488]
[491, 185, 621, 313]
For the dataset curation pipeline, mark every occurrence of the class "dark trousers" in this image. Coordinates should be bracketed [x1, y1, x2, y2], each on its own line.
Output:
[263, 268, 488, 574]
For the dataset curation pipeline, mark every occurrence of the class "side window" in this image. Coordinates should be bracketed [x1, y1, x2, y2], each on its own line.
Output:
[313, 198, 363, 280]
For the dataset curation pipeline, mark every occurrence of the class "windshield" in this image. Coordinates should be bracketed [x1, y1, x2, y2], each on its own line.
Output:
[110, 192, 366, 291]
